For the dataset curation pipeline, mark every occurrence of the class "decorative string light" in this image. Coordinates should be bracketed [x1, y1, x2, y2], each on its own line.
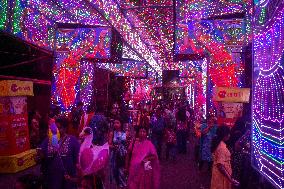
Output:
[89, 0, 162, 73]
[0, 0, 249, 118]
[52, 27, 112, 111]
[122, 44, 142, 61]
[79, 60, 94, 111]
[252, 2, 284, 188]
[175, 19, 245, 87]
[177, 0, 246, 22]
[97, 61, 147, 78]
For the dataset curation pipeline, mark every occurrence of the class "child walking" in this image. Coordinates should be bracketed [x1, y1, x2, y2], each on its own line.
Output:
[165, 124, 177, 161]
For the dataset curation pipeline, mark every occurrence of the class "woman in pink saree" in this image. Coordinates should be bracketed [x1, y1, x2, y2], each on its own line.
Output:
[126, 127, 160, 189]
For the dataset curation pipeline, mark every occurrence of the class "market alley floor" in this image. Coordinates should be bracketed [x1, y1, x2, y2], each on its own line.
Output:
[159, 144, 211, 189]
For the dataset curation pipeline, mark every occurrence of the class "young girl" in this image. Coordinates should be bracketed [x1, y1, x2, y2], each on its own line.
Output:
[211, 126, 239, 189]
[165, 124, 177, 161]
[108, 118, 128, 189]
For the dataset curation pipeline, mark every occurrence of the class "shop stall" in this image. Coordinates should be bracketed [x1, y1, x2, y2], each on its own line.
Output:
[213, 87, 250, 127]
[0, 80, 36, 173]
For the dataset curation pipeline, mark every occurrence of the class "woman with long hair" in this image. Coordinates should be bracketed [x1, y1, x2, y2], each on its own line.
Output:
[126, 126, 160, 189]
[108, 118, 128, 189]
[211, 125, 239, 189]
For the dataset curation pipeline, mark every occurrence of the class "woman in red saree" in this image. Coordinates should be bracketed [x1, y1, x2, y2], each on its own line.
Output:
[126, 127, 160, 189]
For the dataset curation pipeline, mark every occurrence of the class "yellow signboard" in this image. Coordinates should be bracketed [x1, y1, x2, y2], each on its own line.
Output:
[0, 149, 37, 173]
[213, 87, 250, 103]
[0, 80, 33, 96]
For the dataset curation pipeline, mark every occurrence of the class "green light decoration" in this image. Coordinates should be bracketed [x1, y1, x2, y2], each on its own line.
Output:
[12, 0, 23, 34]
[259, 8, 266, 24]
[116, 42, 123, 51]
[80, 73, 89, 89]
[0, 0, 8, 30]
[261, 150, 284, 165]
[47, 27, 55, 46]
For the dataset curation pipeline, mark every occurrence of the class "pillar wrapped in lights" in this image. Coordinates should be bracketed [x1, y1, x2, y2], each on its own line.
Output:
[252, 2, 284, 188]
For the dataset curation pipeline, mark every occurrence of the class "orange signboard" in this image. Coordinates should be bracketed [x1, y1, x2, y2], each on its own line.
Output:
[213, 87, 250, 103]
[0, 80, 33, 96]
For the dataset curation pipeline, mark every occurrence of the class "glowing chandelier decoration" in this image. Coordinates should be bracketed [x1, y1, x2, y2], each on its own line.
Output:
[252, 1, 284, 188]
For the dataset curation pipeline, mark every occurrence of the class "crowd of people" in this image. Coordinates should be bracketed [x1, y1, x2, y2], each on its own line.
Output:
[19, 100, 253, 189]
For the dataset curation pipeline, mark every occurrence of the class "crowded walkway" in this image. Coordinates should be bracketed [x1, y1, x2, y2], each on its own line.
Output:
[0, 101, 274, 189]
[1, 0, 283, 188]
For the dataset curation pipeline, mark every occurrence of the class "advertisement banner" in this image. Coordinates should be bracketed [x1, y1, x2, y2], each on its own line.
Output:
[0, 80, 33, 96]
[0, 97, 30, 156]
[213, 87, 250, 103]
[216, 102, 243, 127]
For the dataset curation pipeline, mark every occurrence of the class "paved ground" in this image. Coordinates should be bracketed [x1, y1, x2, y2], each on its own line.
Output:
[160, 153, 211, 189]
[159, 139, 211, 189]
[0, 165, 40, 189]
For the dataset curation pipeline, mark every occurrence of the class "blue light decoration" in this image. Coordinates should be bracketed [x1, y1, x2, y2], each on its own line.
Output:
[175, 0, 248, 121]
[52, 52, 80, 112]
[175, 19, 246, 56]
[55, 27, 112, 59]
[52, 27, 111, 111]
[175, 1, 247, 94]
[252, 1, 284, 188]
[254, 0, 283, 26]
[176, 0, 244, 22]
[80, 60, 95, 111]
[1, 0, 163, 112]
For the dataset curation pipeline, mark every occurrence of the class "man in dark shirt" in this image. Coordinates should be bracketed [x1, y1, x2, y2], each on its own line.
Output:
[89, 102, 109, 145]
[70, 101, 84, 136]
[150, 108, 166, 159]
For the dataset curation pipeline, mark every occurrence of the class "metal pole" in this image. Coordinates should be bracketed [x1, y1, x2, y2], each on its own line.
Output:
[0, 31, 53, 55]
[0, 56, 49, 69]
[107, 72, 110, 112]
[0, 75, 51, 85]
